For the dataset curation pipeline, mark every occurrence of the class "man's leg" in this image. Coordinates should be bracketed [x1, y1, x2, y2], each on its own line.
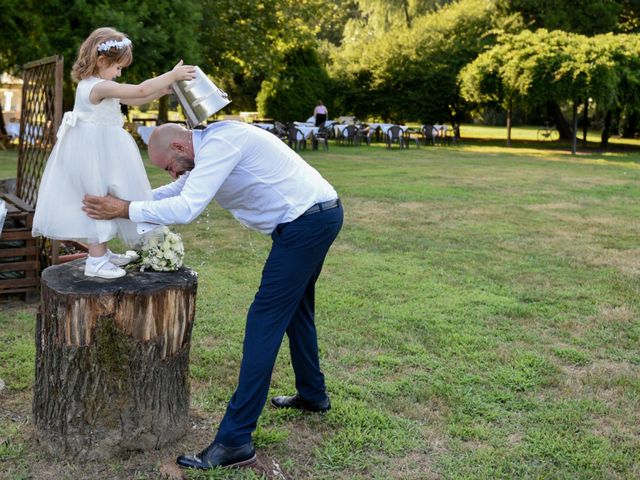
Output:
[176, 238, 312, 469]
[214, 205, 343, 447]
[286, 264, 327, 403]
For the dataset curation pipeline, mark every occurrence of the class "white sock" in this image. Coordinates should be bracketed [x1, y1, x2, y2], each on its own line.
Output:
[86, 253, 110, 266]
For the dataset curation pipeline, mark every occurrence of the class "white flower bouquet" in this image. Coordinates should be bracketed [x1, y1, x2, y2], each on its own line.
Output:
[136, 226, 185, 272]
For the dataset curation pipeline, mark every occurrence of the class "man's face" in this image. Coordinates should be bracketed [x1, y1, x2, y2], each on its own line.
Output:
[150, 145, 195, 179]
[166, 153, 195, 179]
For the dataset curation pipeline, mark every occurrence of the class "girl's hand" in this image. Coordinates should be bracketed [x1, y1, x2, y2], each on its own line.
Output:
[172, 60, 196, 82]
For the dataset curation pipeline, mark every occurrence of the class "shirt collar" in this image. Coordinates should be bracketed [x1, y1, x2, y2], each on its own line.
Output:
[191, 129, 203, 155]
[191, 122, 230, 154]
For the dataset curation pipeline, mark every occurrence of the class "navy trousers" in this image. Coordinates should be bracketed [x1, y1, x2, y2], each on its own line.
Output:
[214, 202, 343, 446]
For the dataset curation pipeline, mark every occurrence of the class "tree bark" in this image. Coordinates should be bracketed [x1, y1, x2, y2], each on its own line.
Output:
[582, 98, 589, 148]
[571, 100, 578, 155]
[0, 110, 6, 136]
[601, 110, 612, 148]
[33, 260, 198, 460]
[158, 96, 169, 124]
[506, 100, 512, 147]
[402, 0, 412, 28]
[546, 101, 572, 140]
[621, 107, 639, 138]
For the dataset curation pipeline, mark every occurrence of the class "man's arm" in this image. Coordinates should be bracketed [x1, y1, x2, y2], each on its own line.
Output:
[152, 174, 189, 200]
[83, 174, 187, 220]
[83, 195, 130, 219]
[129, 137, 239, 225]
[83, 134, 241, 224]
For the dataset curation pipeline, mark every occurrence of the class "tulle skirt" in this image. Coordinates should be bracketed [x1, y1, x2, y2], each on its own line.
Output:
[32, 122, 153, 246]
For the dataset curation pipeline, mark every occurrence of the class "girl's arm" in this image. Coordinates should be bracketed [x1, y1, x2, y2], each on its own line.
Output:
[90, 61, 194, 103]
[120, 87, 171, 106]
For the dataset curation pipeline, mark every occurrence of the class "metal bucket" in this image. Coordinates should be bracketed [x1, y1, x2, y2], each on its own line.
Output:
[172, 66, 231, 127]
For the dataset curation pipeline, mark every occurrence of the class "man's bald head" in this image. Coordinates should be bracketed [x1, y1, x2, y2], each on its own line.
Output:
[147, 123, 195, 179]
[148, 123, 188, 165]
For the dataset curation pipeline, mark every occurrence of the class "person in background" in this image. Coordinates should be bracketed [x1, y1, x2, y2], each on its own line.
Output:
[313, 100, 328, 127]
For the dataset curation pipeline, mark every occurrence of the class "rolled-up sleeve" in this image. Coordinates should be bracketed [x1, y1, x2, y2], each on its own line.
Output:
[129, 135, 241, 225]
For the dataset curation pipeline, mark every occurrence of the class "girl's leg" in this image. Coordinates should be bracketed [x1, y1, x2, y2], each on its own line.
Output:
[88, 243, 133, 266]
[85, 242, 126, 279]
[88, 243, 107, 258]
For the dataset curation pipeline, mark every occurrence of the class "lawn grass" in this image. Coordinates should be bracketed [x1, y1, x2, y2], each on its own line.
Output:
[1, 129, 640, 479]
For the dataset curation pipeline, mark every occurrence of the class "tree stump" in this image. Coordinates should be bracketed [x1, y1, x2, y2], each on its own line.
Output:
[33, 259, 198, 460]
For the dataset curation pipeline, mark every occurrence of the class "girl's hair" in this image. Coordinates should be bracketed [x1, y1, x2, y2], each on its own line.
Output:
[71, 27, 133, 82]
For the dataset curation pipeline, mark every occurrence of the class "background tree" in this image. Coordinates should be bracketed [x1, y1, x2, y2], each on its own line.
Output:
[596, 33, 640, 145]
[352, 0, 453, 30]
[330, 0, 499, 124]
[2, 0, 639, 136]
[460, 29, 638, 151]
[459, 41, 519, 146]
[198, 0, 358, 112]
[495, 0, 622, 35]
[97, 1, 204, 121]
[495, 0, 640, 137]
[256, 46, 331, 122]
[0, 0, 49, 134]
[0, 0, 204, 120]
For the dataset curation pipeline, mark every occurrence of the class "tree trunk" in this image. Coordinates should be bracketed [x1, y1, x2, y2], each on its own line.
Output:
[601, 110, 612, 148]
[450, 107, 462, 141]
[33, 259, 198, 460]
[546, 101, 572, 140]
[158, 96, 169, 124]
[582, 98, 589, 148]
[402, 0, 412, 28]
[63, 80, 75, 114]
[621, 107, 639, 138]
[571, 100, 578, 155]
[506, 100, 512, 147]
[0, 110, 6, 136]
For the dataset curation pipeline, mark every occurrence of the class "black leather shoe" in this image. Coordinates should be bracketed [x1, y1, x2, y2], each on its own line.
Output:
[176, 441, 256, 470]
[271, 394, 331, 413]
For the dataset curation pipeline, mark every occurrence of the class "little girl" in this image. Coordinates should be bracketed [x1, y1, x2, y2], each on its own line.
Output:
[32, 27, 195, 279]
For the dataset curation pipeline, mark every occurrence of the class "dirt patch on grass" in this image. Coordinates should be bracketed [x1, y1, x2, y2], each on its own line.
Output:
[518, 216, 640, 275]
[579, 246, 640, 275]
[597, 304, 637, 323]
[1, 387, 292, 479]
[367, 450, 442, 479]
[345, 197, 477, 233]
[557, 358, 639, 401]
[525, 202, 584, 212]
[556, 358, 640, 448]
[566, 303, 639, 339]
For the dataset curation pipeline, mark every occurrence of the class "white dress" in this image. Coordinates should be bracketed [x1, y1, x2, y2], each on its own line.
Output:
[32, 77, 153, 246]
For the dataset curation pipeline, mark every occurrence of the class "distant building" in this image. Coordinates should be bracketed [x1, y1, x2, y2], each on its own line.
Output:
[1, 72, 23, 124]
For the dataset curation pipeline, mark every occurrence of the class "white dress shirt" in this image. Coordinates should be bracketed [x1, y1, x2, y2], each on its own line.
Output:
[129, 121, 338, 234]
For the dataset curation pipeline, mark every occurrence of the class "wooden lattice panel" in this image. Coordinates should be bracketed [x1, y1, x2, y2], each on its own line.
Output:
[17, 56, 63, 208]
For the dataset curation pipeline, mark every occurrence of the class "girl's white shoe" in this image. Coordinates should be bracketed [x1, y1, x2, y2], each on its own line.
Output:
[108, 249, 134, 267]
[84, 257, 126, 279]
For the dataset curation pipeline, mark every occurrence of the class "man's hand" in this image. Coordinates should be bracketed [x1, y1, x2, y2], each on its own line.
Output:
[82, 194, 130, 220]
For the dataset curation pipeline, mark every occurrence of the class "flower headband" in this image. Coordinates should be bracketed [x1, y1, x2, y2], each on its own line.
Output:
[97, 38, 132, 53]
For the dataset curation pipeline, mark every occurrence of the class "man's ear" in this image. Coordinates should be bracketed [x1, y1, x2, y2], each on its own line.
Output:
[170, 141, 186, 153]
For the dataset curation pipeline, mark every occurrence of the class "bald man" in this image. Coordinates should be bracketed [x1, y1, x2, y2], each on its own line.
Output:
[83, 121, 343, 470]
